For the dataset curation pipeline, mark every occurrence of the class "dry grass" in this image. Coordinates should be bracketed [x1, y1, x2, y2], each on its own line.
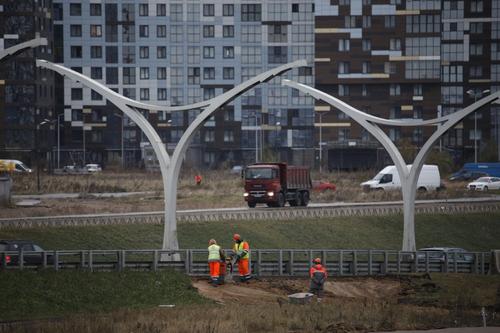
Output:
[1, 299, 492, 333]
[4, 169, 493, 218]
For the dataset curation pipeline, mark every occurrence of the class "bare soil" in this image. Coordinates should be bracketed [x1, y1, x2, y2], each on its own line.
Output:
[193, 276, 402, 305]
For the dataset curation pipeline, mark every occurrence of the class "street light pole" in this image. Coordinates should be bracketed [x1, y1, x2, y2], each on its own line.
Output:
[36, 119, 51, 192]
[57, 113, 63, 169]
[467, 89, 490, 163]
[114, 113, 125, 169]
[255, 111, 259, 163]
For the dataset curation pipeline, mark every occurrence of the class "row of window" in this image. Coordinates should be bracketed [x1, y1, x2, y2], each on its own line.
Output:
[69, 3, 263, 21]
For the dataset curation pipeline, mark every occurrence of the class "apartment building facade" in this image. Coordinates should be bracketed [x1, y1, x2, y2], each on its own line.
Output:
[314, 0, 500, 170]
[0, 0, 55, 168]
[52, 0, 316, 168]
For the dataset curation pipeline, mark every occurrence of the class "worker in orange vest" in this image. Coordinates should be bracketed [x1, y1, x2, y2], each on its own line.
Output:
[309, 257, 328, 302]
[208, 239, 224, 286]
[195, 174, 202, 185]
[232, 233, 251, 282]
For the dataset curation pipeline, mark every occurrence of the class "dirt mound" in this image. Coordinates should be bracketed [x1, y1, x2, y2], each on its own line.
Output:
[193, 277, 401, 304]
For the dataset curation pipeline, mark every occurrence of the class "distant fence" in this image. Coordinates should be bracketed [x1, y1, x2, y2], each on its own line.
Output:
[0, 249, 492, 276]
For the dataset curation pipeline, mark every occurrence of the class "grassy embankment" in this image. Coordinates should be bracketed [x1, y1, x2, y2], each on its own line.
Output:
[0, 212, 499, 251]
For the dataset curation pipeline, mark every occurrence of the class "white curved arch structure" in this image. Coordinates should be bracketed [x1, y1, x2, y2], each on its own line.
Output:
[35, 59, 306, 258]
[283, 79, 500, 251]
[0, 37, 48, 62]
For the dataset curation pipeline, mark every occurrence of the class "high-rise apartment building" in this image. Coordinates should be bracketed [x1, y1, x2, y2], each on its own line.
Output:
[52, 0, 315, 168]
[314, 0, 500, 170]
[0, 0, 55, 167]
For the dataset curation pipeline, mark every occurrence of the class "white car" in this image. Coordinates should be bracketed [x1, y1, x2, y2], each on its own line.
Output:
[85, 164, 102, 173]
[467, 176, 500, 191]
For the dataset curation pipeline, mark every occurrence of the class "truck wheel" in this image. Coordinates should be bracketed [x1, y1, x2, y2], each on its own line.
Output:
[418, 187, 427, 193]
[248, 202, 256, 208]
[301, 191, 310, 207]
[289, 192, 299, 206]
[277, 192, 285, 207]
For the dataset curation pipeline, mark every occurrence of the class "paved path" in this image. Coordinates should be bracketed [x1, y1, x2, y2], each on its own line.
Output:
[373, 328, 500, 333]
[12, 191, 154, 199]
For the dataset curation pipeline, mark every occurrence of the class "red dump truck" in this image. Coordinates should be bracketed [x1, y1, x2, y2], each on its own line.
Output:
[243, 163, 312, 208]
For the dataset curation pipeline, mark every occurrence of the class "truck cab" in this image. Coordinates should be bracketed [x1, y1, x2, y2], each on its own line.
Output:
[243, 163, 311, 208]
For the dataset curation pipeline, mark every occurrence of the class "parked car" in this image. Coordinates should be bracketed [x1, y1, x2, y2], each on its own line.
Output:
[449, 170, 489, 181]
[467, 176, 500, 191]
[312, 180, 336, 192]
[230, 165, 243, 175]
[0, 159, 32, 173]
[416, 247, 474, 263]
[0, 240, 47, 266]
[85, 164, 102, 173]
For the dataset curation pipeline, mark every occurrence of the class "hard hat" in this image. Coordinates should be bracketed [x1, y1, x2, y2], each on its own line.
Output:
[313, 258, 321, 264]
[209, 239, 216, 245]
[233, 233, 241, 241]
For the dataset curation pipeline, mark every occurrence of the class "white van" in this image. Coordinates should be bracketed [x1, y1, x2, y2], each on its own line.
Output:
[0, 160, 32, 173]
[361, 164, 441, 191]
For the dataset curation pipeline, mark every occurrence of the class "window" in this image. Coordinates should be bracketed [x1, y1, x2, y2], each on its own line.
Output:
[223, 67, 234, 80]
[106, 46, 118, 63]
[338, 128, 350, 142]
[292, 3, 299, 12]
[223, 25, 234, 37]
[406, 37, 440, 56]
[90, 3, 101, 16]
[203, 67, 215, 80]
[139, 3, 148, 16]
[390, 84, 401, 96]
[188, 67, 200, 84]
[362, 84, 369, 96]
[121, 46, 134, 63]
[203, 4, 214, 16]
[390, 38, 401, 51]
[338, 84, 349, 96]
[362, 39, 371, 51]
[413, 84, 422, 95]
[204, 130, 215, 143]
[268, 46, 287, 64]
[362, 16, 371, 28]
[140, 88, 150, 100]
[123, 25, 135, 42]
[71, 46, 82, 58]
[224, 130, 234, 142]
[362, 62, 371, 74]
[241, 4, 261, 21]
[223, 4, 234, 16]
[70, 3, 81, 16]
[406, 15, 440, 33]
[123, 67, 136, 84]
[157, 46, 166, 59]
[158, 88, 167, 101]
[157, 25, 166, 38]
[384, 16, 396, 28]
[338, 39, 350, 52]
[345, 16, 356, 28]
[170, 4, 183, 21]
[203, 25, 214, 37]
[471, 0, 483, 12]
[90, 25, 102, 37]
[139, 25, 149, 37]
[90, 46, 102, 58]
[70, 24, 82, 37]
[470, 23, 483, 34]
[91, 91, 102, 101]
[241, 25, 261, 42]
[268, 24, 287, 43]
[139, 46, 149, 59]
[469, 66, 483, 78]
[338, 62, 350, 74]
[106, 67, 118, 84]
[157, 67, 167, 80]
[203, 46, 215, 58]
[71, 88, 83, 100]
[170, 25, 184, 42]
[123, 88, 136, 99]
[90, 67, 102, 79]
[187, 25, 200, 42]
[470, 44, 483, 56]
[157, 4, 166, 16]
[140, 67, 149, 79]
[187, 47, 200, 64]
[223, 46, 234, 58]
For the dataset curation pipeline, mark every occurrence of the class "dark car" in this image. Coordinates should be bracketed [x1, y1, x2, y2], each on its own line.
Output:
[449, 170, 489, 181]
[0, 240, 47, 266]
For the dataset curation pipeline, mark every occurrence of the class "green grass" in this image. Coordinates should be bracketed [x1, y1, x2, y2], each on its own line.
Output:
[0, 212, 499, 251]
[0, 270, 205, 321]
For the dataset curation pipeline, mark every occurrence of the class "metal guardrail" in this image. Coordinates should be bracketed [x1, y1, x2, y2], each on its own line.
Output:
[0, 249, 491, 276]
[1, 200, 500, 229]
